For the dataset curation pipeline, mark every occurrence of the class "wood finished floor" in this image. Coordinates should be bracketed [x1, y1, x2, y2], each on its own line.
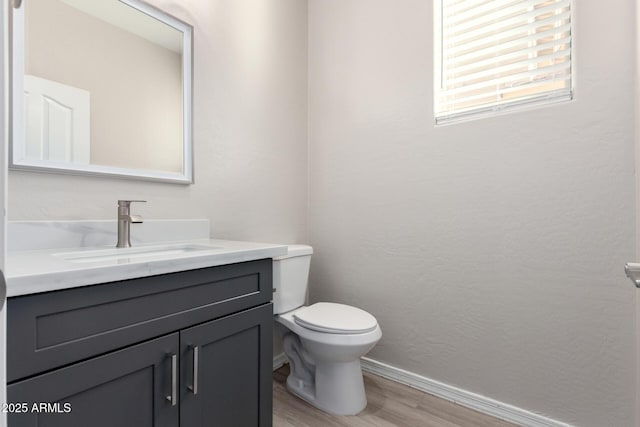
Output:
[273, 364, 519, 427]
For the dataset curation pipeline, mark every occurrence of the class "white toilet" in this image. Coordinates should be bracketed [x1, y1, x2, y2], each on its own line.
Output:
[273, 245, 382, 415]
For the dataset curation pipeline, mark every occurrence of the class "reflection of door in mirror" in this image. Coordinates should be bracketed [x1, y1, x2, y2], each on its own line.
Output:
[24, 75, 90, 164]
[24, 0, 184, 174]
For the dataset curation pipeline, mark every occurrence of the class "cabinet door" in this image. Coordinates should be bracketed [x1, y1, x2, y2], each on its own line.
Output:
[8, 333, 179, 427]
[180, 304, 273, 427]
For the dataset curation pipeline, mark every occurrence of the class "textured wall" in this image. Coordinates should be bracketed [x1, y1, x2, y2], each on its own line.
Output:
[9, 0, 308, 246]
[307, 1, 636, 426]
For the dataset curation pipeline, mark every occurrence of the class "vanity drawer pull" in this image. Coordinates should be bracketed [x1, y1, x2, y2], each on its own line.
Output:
[188, 346, 199, 395]
[166, 354, 177, 406]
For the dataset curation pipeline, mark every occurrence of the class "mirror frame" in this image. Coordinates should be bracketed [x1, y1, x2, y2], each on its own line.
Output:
[10, 0, 194, 184]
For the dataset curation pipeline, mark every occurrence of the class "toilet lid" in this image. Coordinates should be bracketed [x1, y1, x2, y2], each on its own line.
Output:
[293, 302, 378, 334]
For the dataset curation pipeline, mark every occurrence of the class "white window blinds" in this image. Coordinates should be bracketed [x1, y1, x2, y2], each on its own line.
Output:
[435, 0, 572, 123]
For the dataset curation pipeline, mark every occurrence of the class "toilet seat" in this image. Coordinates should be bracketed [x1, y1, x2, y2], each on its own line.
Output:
[293, 302, 378, 334]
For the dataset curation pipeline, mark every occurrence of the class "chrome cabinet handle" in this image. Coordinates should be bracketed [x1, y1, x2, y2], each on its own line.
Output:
[188, 346, 199, 395]
[0, 270, 6, 311]
[166, 354, 177, 406]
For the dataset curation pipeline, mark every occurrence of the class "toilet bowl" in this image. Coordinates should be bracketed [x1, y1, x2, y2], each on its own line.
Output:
[273, 245, 382, 415]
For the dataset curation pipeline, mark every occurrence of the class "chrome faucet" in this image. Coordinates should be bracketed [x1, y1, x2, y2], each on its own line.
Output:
[116, 200, 146, 248]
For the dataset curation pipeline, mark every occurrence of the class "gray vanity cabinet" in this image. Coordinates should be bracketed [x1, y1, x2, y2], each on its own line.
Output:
[6, 260, 274, 427]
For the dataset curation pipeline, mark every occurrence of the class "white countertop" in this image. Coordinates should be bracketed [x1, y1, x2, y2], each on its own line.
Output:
[6, 239, 288, 297]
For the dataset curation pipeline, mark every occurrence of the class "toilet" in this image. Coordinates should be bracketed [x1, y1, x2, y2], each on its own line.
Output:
[273, 245, 382, 415]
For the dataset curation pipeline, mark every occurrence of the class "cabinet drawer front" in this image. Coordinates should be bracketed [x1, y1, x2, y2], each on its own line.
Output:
[8, 260, 272, 382]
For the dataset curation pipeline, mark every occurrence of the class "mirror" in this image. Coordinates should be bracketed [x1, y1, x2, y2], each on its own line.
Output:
[11, 0, 193, 184]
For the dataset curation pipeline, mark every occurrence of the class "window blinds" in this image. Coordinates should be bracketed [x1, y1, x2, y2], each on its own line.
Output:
[435, 0, 572, 123]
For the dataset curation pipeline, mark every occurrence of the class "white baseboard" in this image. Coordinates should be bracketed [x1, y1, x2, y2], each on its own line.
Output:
[273, 352, 288, 371]
[360, 357, 572, 427]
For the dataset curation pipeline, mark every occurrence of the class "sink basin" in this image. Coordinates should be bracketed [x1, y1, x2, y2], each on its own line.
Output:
[54, 243, 220, 264]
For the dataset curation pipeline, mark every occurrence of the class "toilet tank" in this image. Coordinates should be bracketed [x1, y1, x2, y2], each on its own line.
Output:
[272, 245, 313, 314]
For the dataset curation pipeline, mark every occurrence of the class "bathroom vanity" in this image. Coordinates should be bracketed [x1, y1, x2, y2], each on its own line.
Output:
[4, 225, 286, 427]
[5, 0, 283, 422]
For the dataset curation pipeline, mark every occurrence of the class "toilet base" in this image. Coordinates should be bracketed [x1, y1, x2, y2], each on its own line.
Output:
[286, 359, 367, 416]
[276, 308, 381, 416]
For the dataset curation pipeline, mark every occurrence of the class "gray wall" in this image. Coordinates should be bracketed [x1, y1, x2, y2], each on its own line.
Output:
[307, 1, 636, 426]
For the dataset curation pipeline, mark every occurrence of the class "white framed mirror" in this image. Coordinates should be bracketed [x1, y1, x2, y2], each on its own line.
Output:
[10, 0, 193, 184]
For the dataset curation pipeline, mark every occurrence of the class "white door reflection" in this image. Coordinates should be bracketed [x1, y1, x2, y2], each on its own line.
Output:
[24, 75, 90, 164]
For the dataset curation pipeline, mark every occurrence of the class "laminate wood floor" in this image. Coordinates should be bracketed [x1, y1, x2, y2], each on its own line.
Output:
[273, 364, 519, 427]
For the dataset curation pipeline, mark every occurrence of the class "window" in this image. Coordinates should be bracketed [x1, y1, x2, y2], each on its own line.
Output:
[434, 0, 572, 124]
